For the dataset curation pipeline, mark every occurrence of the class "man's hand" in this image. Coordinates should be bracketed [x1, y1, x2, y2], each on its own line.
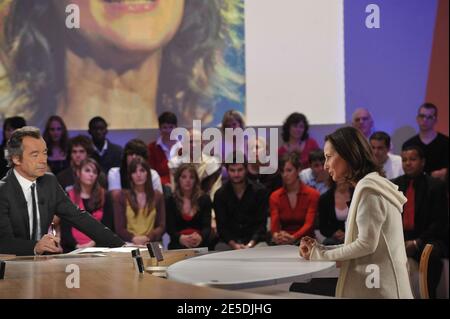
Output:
[34, 234, 63, 255]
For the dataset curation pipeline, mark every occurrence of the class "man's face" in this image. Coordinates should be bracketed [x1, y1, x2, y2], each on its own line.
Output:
[370, 139, 389, 165]
[352, 109, 373, 137]
[401, 149, 425, 178]
[416, 107, 437, 132]
[160, 123, 176, 140]
[227, 164, 246, 185]
[89, 121, 107, 144]
[13, 137, 48, 181]
[310, 160, 325, 177]
[71, 145, 88, 167]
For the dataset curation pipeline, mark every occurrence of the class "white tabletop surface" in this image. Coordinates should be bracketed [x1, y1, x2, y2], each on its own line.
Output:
[166, 245, 336, 289]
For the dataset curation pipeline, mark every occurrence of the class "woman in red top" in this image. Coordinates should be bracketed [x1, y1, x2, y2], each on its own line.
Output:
[278, 112, 319, 170]
[270, 152, 320, 245]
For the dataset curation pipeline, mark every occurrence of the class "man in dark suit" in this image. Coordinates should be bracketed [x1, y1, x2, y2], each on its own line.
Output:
[391, 144, 448, 298]
[0, 126, 124, 256]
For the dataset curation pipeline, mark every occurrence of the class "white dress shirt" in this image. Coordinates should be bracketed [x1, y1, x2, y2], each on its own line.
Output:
[13, 169, 41, 240]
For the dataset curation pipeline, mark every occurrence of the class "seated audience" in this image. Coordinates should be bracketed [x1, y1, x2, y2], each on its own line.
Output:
[0, 116, 26, 179]
[402, 102, 448, 180]
[166, 164, 212, 249]
[299, 149, 330, 195]
[113, 157, 165, 245]
[108, 139, 162, 194]
[247, 136, 282, 196]
[88, 116, 123, 174]
[369, 131, 404, 179]
[278, 112, 319, 170]
[214, 152, 268, 250]
[57, 135, 107, 191]
[43, 115, 69, 175]
[317, 180, 352, 246]
[148, 111, 182, 186]
[270, 152, 320, 245]
[60, 158, 111, 252]
[392, 144, 449, 298]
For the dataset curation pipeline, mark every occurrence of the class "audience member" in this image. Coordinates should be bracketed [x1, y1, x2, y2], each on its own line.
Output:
[108, 139, 162, 194]
[60, 158, 111, 252]
[88, 116, 123, 174]
[214, 152, 268, 250]
[148, 112, 182, 186]
[299, 149, 330, 195]
[392, 144, 449, 298]
[42, 115, 69, 175]
[402, 103, 448, 180]
[278, 112, 319, 170]
[166, 164, 212, 249]
[113, 157, 165, 245]
[247, 136, 282, 196]
[270, 152, 320, 245]
[57, 135, 104, 191]
[369, 131, 403, 179]
[317, 181, 352, 246]
[351, 107, 374, 139]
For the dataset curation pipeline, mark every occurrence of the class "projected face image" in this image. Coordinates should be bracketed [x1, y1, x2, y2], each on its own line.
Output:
[54, 0, 185, 53]
[0, 0, 245, 130]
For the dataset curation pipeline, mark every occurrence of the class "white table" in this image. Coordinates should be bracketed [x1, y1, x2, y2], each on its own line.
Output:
[166, 245, 336, 290]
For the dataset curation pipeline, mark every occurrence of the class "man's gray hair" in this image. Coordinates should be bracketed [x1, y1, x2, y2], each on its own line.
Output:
[5, 126, 42, 167]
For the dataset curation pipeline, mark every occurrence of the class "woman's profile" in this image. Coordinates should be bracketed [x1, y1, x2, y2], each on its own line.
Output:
[300, 127, 413, 299]
[0, 0, 244, 129]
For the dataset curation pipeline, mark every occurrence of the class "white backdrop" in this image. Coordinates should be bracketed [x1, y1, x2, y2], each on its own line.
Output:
[245, 0, 346, 126]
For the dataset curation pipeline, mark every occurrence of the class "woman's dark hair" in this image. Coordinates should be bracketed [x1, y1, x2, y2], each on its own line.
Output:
[73, 158, 105, 211]
[127, 157, 155, 217]
[1, 115, 26, 146]
[173, 163, 202, 217]
[120, 139, 149, 190]
[325, 127, 383, 183]
[1, 0, 244, 127]
[281, 112, 310, 143]
[42, 115, 68, 156]
[279, 151, 302, 171]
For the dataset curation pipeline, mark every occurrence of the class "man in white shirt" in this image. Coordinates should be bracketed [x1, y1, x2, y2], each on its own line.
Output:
[369, 131, 404, 179]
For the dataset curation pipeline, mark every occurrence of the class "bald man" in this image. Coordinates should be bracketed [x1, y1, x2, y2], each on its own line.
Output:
[351, 108, 374, 139]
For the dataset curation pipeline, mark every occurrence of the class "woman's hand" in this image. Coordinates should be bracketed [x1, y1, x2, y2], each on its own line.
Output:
[299, 236, 316, 260]
[132, 236, 149, 246]
[333, 230, 345, 242]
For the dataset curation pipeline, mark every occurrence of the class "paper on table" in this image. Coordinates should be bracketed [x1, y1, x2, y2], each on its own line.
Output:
[68, 246, 148, 254]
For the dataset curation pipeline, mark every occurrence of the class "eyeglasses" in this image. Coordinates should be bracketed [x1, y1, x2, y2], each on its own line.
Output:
[417, 114, 436, 120]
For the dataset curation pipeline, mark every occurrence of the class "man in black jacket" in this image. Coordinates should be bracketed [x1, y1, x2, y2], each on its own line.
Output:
[391, 144, 448, 298]
[0, 126, 124, 256]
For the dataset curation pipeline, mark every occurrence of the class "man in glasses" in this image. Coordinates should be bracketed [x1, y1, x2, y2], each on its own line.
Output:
[402, 103, 448, 180]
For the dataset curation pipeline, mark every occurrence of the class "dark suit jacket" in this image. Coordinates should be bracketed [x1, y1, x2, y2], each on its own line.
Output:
[92, 140, 123, 174]
[0, 170, 124, 255]
[391, 173, 448, 246]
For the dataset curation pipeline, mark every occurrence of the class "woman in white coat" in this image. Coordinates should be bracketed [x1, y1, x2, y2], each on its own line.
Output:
[300, 127, 413, 299]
